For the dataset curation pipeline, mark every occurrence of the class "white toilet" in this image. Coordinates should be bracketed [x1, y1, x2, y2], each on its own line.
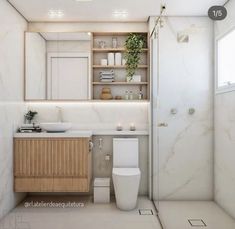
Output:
[112, 138, 141, 211]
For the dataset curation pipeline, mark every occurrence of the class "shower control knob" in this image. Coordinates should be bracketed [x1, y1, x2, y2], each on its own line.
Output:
[158, 123, 168, 127]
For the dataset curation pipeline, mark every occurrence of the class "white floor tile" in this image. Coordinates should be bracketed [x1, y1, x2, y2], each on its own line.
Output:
[156, 201, 235, 229]
[0, 196, 162, 229]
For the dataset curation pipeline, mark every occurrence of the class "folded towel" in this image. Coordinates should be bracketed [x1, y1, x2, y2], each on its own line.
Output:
[99, 70, 114, 75]
[100, 75, 114, 79]
[100, 79, 115, 82]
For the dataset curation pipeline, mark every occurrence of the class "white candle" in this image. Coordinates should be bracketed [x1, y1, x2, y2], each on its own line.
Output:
[117, 123, 123, 131]
[130, 123, 136, 131]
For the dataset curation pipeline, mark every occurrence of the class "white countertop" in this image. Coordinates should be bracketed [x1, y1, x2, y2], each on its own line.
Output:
[93, 130, 149, 136]
[14, 130, 149, 138]
[14, 131, 93, 138]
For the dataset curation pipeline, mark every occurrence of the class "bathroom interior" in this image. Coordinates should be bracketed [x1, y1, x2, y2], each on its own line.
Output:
[0, 0, 235, 228]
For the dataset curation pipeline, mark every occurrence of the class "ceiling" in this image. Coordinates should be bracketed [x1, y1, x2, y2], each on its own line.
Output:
[8, 0, 226, 22]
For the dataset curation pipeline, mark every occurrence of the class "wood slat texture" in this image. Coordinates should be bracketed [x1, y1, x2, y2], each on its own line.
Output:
[14, 178, 89, 192]
[14, 138, 91, 192]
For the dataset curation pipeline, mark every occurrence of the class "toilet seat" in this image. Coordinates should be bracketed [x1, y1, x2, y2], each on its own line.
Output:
[112, 168, 140, 176]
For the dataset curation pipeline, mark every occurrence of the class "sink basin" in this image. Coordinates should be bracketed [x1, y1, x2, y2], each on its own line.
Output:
[40, 122, 72, 133]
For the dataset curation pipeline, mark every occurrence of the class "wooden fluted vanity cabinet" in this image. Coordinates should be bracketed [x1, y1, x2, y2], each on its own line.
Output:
[14, 137, 92, 192]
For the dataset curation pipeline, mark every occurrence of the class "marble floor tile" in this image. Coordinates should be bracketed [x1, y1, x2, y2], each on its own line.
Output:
[0, 196, 162, 229]
[156, 201, 235, 229]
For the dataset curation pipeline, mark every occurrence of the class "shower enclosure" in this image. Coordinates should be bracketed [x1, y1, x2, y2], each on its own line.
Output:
[149, 15, 235, 228]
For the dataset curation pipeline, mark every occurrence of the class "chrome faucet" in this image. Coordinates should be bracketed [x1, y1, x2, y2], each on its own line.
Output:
[56, 106, 63, 122]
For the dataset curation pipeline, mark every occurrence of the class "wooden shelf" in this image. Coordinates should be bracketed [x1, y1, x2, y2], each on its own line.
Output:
[93, 65, 148, 69]
[93, 32, 148, 36]
[92, 48, 148, 52]
[92, 99, 149, 102]
[92, 32, 149, 100]
[92, 82, 148, 85]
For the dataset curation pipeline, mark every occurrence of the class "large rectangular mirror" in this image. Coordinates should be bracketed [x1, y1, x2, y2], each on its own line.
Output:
[25, 32, 92, 101]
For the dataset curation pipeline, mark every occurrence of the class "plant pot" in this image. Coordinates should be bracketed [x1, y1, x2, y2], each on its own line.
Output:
[126, 76, 133, 82]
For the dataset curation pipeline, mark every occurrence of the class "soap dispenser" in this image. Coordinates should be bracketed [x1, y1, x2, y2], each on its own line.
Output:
[138, 87, 143, 100]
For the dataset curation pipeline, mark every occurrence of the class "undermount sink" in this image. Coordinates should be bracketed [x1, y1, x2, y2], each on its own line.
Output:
[40, 122, 72, 133]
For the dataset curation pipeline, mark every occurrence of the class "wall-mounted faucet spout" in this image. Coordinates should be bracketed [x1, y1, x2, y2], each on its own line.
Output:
[56, 106, 63, 122]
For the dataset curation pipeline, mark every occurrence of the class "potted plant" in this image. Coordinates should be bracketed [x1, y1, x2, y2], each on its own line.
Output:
[124, 33, 145, 82]
[24, 110, 38, 124]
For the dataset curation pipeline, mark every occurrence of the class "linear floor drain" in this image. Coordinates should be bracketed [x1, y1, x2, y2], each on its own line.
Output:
[139, 209, 154, 215]
[188, 219, 207, 227]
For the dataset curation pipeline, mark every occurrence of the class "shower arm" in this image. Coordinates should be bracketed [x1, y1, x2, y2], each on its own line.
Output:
[150, 5, 166, 38]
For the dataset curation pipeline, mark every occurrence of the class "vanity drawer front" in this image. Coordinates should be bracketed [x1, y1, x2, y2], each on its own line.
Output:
[52, 138, 89, 177]
[14, 138, 90, 177]
[14, 139, 54, 177]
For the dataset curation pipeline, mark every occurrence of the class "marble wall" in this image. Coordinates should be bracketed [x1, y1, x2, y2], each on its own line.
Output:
[27, 102, 148, 130]
[150, 17, 214, 200]
[214, 0, 235, 219]
[0, 0, 27, 220]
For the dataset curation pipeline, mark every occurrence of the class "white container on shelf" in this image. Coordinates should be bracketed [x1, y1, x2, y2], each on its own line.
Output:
[112, 37, 118, 48]
[94, 178, 110, 203]
[115, 53, 122, 66]
[101, 59, 108, 66]
[122, 59, 127, 66]
[108, 53, 114, 66]
[131, 75, 142, 82]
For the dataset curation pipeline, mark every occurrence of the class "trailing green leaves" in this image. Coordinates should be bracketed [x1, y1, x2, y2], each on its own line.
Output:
[124, 33, 145, 81]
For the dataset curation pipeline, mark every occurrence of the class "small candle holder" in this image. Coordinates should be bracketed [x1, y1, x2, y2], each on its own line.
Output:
[116, 123, 123, 131]
[130, 123, 136, 131]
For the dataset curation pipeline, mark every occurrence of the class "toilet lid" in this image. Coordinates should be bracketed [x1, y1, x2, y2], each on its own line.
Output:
[112, 168, 141, 176]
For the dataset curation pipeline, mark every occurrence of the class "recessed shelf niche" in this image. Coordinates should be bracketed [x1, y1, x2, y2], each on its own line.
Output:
[91, 32, 149, 101]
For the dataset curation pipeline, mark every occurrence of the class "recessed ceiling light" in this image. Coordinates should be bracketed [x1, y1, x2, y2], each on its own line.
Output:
[48, 10, 64, 18]
[113, 10, 128, 19]
[87, 32, 92, 36]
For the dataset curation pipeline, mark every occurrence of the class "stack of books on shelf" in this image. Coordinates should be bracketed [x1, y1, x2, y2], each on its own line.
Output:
[99, 70, 115, 82]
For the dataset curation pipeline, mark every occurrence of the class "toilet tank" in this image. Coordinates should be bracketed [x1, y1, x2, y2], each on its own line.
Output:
[113, 138, 139, 168]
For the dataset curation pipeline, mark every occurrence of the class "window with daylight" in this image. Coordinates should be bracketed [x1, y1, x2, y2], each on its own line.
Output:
[217, 28, 235, 92]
